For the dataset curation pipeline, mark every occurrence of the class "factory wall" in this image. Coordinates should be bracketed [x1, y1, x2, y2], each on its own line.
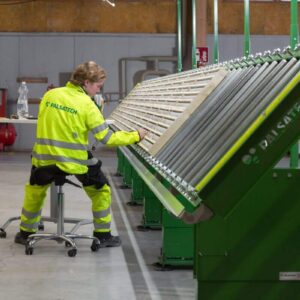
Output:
[0, 0, 297, 36]
[0, 32, 291, 151]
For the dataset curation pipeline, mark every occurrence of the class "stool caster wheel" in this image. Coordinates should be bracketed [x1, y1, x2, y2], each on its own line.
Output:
[68, 248, 77, 257]
[91, 244, 100, 252]
[25, 246, 34, 255]
[38, 224, 44, 231]
[0, 229, 7, 238]
[91, 243, 100, 252]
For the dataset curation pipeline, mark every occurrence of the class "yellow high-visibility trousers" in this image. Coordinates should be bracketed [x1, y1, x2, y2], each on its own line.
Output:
[83, 183, 111, 233]
[20, 183, 49, 233]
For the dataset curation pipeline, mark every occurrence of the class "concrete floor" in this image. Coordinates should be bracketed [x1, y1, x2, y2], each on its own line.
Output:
[0, 148, 195, 300]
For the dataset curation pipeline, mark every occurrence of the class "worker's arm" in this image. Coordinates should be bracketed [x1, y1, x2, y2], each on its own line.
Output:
[87, 102, 147, 146]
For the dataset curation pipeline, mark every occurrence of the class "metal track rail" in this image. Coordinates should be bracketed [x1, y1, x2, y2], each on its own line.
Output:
[118, 145, 213, 223]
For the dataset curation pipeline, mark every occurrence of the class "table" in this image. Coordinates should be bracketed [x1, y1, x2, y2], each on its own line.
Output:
[0, 117, 37, 124]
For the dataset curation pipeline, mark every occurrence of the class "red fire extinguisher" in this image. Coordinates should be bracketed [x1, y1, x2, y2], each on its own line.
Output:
[0, 88, 7, 117]
[0, 124, 17, 151]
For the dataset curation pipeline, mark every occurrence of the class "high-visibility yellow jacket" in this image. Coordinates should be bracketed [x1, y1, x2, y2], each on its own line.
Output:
[32, 82, 140, 174]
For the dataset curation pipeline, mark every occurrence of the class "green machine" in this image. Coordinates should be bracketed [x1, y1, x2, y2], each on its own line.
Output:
[193, 53, 300, 298]
[111, 47, 300, 291]
[155, 47, 300, 297]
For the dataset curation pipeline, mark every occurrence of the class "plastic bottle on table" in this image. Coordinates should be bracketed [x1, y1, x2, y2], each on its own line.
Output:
[17, 81, 29, 118]
[93, 93, 104, 114]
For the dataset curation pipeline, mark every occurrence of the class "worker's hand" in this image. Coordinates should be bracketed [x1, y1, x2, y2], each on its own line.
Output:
[137, 128, 148, 141]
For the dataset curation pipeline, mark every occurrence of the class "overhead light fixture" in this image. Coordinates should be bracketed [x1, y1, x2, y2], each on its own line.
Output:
[102, 0, 115, 7]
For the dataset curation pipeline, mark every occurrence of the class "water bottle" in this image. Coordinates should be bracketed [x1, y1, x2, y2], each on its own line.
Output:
[93, 93, 104, 113]
[17, 81, 29, 118]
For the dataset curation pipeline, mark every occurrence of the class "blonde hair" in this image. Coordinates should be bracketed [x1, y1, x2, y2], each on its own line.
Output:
[70, 61, 106, 86]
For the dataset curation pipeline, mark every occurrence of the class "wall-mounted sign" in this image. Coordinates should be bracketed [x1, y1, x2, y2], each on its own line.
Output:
[196, 47, 209, 67]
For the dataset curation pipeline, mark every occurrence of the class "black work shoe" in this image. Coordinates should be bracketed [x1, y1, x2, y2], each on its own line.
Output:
[99, 235, 121, 248]
[93, 232, 122, 248]
[14, 231, 34, 245]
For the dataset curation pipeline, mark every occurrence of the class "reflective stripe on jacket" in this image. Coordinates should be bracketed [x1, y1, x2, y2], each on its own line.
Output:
[32, 82, 140, 174]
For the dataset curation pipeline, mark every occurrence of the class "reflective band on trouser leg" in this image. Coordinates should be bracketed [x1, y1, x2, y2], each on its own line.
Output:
[20, 183, 49, 233]
[83, 184, 112, 233]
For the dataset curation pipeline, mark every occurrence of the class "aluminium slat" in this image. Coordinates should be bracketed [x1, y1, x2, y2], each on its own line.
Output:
[136, 82, 209, 91]
[125, 101, 190, 109]
[116, 108, 170, 129]
[135, 86, 206, 92]
[124, 96, 193, 105]
[119, 106, 177, 121]
[140, 74, 215, 87]
[117, 108, 172, 128]
[118, 106, 176, 121]
[114, 112, 164, 136]
[123, 100, 187, 108]
[113, 106, 181, 121]
[112, 117, 157, 148]
[129, 90, 204, 97]
[144, 135, 156, 144]
[139, 81, 211, 92]
[134, 78, 210, 87]
[113, 117, 135, 131]
[141, 67, 222, 85]
[139, 139, 156, 150]
[114, 110, 180, 128]
[131, 89, 205, 97]
[119, 101, 186, 112]
[131, 76, 217, 91]
[140, 79, 211, 87]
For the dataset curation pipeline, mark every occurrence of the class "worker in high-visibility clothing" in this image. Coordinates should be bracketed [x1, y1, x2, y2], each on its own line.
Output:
[15, 61, 147, 248]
